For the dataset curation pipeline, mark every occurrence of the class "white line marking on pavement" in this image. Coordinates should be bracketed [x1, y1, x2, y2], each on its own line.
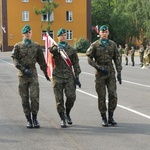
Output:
[77, 89, 150, 120]
[1, 59, 150, 120]
[82, 71, 150, 88]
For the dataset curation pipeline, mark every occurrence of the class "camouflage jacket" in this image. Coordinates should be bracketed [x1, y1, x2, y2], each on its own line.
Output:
[50, 44, 81, 79]
[11, 41, 47, 76]
[86, 39, 122, 75]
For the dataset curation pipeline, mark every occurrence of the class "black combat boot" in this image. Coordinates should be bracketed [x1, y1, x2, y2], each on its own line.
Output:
[32, 113, 40, 128]
[59, 112, 67, 128]
[101, 113, 108, 127]
[25, 114, 33, 129]
[108, 111, 117, 126]
[66, 108, 73, 125]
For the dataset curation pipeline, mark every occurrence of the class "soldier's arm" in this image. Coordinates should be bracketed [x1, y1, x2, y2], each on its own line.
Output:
[11, 44, 25, 72]
[86, 44, 98, 69]
[72, 50, 81, 78]
[36, 45, 47, 74]
[113, 44, 122, 73]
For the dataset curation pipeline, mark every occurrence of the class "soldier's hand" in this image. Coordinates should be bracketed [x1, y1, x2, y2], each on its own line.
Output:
[75, 77, 81, 88]
[97, 66, 109, 75]
[23, 69, 32, 77]
[117, 73, 122, 84]
[49, 45, 59, 54]
[44, 73, 51, 82]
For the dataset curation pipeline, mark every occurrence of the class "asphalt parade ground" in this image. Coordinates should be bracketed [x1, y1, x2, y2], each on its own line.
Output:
[0, 52, 150, 150]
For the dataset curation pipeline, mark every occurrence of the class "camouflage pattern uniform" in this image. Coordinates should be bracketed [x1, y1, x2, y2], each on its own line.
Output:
[124, 44, 129, 65]
[139, 45, 145, 65]
[86, 39, 122, 114]
[130, 47, 135, 66]
[11, 41, 47, 116]
[51, 44, 81, 114]
[118, 45, 123, 63]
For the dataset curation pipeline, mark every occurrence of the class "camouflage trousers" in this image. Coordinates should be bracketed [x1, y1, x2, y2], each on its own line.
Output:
[52, 77, 76, 113]
[18, 76, 39, 115]
[95, 74, 117, 113]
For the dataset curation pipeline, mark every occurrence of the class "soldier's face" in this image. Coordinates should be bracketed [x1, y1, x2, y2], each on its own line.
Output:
[58, 33, 67, 42]
[23, 30, 32, 39]
[99, 30, 109, 39]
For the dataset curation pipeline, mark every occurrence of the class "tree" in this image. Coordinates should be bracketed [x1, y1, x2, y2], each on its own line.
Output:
[34, 0, 58, 34]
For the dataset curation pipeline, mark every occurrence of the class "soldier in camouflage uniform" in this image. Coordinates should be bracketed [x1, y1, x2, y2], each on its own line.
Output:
[11, 25, 50, 128]
[118, 44, 123, 63]
[130, 46, 135, 66]
[49, 28, 81, 128]
[86, 25, 122, 127]
[139, 44, 145, 67]
[124, 44, 129, 65]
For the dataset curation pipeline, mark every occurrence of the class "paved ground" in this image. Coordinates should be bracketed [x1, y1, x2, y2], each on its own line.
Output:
[0, 52, 150, 150]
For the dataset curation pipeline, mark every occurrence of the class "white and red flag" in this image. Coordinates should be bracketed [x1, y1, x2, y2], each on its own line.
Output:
[93, 25, 99, 34]
[43, 33, 55, 79]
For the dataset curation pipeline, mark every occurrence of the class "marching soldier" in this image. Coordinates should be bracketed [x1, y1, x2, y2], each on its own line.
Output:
[139, 44, 145, 67]
[11, 25, 50, 128]
[124, 44, 129, 65]
[86, 25, 122, 127]
[118, 44, 124, 63]
[49, 28, 81, 128]
[130, 46, 135, 66]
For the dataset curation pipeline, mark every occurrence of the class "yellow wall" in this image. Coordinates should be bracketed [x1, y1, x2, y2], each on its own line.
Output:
[7, 0, 88, 46]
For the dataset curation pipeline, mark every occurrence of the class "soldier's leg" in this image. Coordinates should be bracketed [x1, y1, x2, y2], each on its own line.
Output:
[107, 76, 117, 125]
[30, 77, 40, 128]
[95, 79, 108, 127]
[65, 79, 76, 125]
[53, 80, 66, 128]
[18, 77, 32, 128]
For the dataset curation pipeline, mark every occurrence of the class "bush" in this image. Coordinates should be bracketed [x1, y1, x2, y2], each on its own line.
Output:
[74, 38, 90, 53]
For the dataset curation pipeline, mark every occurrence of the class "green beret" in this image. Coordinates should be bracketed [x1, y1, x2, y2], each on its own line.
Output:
[99, 25, 108, 31]
[21, 25, 31, 34]
[57, 28, 66, 36]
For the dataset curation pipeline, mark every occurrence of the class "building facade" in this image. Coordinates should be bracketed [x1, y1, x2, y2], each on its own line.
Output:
[1, 0, 91, 51]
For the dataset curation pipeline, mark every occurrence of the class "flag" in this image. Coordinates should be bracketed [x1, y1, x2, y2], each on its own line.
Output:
[1, 26, 6, 33]
[43, 33, 55, 79]
[93, 25, 99, 34]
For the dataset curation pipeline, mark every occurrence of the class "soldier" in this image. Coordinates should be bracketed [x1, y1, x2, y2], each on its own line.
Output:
[130, 46, 135, 66]
[11, 25, 50, 128]
[139, 44, 145, 67]
[118, 44, 123, 63]
[49, 28, 81, 128]
[124, 44, 129, 65]
[86, 25, 122, 127]
[141, 45, 150, 69]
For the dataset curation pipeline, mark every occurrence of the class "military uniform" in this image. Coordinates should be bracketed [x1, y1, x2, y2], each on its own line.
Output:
[139, 45, 145, 66]
[86, 25, 122, 127]
[130, 46, 135, 66]
[11, 25, 50, 128]
[50, 28, 81, 128]
[118, 45, 123, 63]
[124, 44, 129, 65]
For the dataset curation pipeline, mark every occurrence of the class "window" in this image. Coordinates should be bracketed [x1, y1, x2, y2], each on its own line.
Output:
[42, 12, 54, 21]
[42, 30, 54, 40]
[66, 11, 73, 22]
[22, 11, 29, 21]
[41, 0, 52, 2]
[67, 30, 72, 40]
[22, 0, 29, 2]
[66, 0, 72, 3]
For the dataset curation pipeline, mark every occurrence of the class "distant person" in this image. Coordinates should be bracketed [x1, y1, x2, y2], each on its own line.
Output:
[130, 46, 135, 66]
[86, 25, 122, 127]
[124, 44, 129, 65]
[11, 25, 50, 128]
[141, 45, 150, 69]
[139, 44, 145, 67]
[118, 44, 124, 63]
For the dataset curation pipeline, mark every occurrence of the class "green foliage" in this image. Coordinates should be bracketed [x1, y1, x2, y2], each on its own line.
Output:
[34, 0, 58, 33]
[91, 0, 150, 46]
[74, 38, 90, 53]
